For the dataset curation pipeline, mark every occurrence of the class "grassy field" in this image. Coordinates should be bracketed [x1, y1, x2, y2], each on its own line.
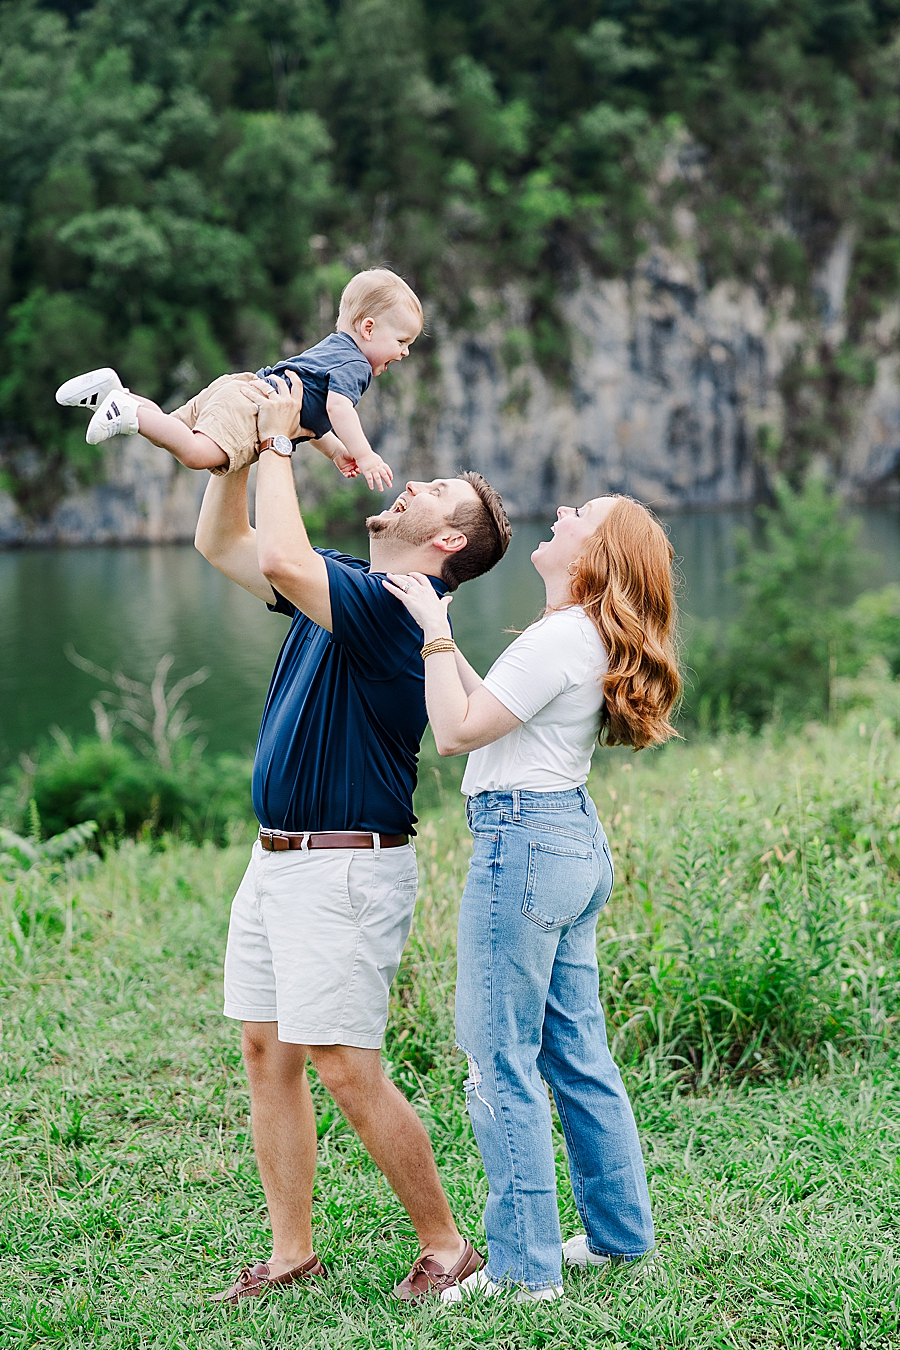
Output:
[2, 727, 899, 1348]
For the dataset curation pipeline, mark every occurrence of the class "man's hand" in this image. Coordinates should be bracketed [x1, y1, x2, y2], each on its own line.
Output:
[239, 372, 311, 442]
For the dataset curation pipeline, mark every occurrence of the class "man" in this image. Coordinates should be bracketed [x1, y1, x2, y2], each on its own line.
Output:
[193, 370, 511, 1304]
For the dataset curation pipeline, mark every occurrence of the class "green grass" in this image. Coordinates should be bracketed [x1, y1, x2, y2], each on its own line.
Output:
[2, 727, 900, 1348]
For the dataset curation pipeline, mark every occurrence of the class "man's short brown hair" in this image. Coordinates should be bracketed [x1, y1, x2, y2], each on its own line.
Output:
[442, 471, 512, 591]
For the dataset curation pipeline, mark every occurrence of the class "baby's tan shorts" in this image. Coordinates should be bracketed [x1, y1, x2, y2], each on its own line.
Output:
[170, 372, 261, 475]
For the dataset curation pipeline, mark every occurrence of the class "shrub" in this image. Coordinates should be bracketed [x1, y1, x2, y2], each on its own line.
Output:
[684, 475, 899, 731]
[2, 739, 252, 844]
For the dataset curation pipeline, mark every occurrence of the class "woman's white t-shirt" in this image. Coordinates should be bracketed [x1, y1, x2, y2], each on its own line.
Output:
[460, 606, 607, 797]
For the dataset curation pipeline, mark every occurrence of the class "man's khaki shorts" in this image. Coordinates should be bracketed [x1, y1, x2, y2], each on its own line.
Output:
[223, 840, 419, 1048]
[170, 372, 261, 476]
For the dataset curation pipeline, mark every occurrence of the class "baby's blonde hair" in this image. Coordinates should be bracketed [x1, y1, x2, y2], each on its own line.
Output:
[337, 268, 423, 331]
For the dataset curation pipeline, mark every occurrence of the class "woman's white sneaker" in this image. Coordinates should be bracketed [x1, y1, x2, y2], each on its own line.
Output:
[562, 1235, 611, 1268]
[55, 368, 124, 409]
[86, 390, 140, 444]
[441, 1267, 563, 1303]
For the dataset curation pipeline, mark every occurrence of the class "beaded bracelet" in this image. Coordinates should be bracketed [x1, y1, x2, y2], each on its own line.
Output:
[421, 637, 457, 659]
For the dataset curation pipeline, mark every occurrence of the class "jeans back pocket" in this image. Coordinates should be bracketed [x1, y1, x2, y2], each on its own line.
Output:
[522, 838, 597, 930]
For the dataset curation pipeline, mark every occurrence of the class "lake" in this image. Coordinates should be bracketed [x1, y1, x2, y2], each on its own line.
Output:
[2, 506, 900, 769]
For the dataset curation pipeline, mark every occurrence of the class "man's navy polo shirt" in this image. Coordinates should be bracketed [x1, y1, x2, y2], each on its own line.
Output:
[251, 549, 447, 836]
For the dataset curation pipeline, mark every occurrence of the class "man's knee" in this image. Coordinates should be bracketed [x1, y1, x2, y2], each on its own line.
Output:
[310, 1046, 382, 1113]
[241, 1022, 306, 1080]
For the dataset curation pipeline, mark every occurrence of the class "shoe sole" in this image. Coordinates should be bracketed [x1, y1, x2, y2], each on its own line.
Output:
[441, 1270, 562, 1303]
[564, 1247, 656, 1270]
[56, 368, 123, 408]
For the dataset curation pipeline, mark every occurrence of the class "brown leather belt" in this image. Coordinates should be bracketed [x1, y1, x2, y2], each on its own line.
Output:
[259, 828, 409, 852]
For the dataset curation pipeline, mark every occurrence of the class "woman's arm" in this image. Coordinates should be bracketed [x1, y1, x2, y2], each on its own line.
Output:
[455, 648, 484, 696]
[383, 572, 521, 755]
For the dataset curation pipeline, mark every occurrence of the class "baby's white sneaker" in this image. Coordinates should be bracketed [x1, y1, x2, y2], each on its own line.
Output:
[86, 390, 140, 444]
[441, 1267, 563, 1304]
[562, 1235, 611, 1268]
[56, 368, 124, 409]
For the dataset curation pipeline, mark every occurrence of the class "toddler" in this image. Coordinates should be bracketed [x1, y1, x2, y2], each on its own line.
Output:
[55, 269, 423, 490]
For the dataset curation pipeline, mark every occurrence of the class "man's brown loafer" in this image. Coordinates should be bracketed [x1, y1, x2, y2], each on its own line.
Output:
[210, 1253, 326, 1305]
[393, 1239, 485, 1303]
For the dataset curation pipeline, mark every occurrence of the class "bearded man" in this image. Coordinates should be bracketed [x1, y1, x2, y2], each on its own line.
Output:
[194, 371, 511, 1304]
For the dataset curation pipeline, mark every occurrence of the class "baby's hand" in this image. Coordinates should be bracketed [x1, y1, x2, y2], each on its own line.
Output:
[354, 446, 394, 492]
[331, 445, 360, 480]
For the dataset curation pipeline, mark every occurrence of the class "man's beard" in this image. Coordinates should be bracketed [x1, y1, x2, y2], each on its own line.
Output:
[366, 509, 438, 549]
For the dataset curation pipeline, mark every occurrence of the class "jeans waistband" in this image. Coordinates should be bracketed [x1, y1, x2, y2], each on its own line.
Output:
[467, 786, 589, 814]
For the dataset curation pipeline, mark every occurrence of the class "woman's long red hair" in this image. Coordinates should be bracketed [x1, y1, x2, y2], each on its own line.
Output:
[569, 496, 681, 749]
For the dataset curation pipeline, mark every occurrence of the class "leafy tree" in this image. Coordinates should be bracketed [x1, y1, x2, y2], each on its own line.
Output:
[3, 0, 900, 512]
[687, 475, 868, 728]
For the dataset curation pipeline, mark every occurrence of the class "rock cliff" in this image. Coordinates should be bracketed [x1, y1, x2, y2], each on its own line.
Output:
[3, 240, 899, 544]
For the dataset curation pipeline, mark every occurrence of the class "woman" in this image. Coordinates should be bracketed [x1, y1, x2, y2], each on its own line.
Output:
[384, 494, 680, 1300]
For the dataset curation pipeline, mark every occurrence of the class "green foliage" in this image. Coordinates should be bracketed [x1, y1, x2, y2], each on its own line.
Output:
[848, 581, 900, 676]
[0, 649, 254, 841]
[0, 818, 97, 877]
[603, 740, 899, 1081]
[4, 0, 900, 510]
[0, 807, 99, 953]
[684, 475, 900, 729]
[2, 737, 252, 843]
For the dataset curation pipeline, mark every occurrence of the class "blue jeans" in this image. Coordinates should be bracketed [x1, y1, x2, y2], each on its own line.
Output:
[455, 787, 655, 1289]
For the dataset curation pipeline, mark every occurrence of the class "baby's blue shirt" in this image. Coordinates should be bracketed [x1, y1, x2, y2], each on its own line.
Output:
[257, 331, 372, 441]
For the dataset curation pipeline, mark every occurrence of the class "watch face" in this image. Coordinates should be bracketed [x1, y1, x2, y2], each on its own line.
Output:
[273, 435, 293, 456]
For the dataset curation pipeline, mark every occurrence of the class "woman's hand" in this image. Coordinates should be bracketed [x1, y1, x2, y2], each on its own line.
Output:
[383, 571, 452, 638]
[239, 373, 314, 442]
[385, 571, 520, 755]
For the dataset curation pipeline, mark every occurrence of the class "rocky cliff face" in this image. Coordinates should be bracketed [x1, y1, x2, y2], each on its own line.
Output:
[367, 237, 900, 518]
[3, 241, 899, 544]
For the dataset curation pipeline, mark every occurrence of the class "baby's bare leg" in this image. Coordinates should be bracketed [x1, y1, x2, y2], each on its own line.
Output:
[133, 397, 228, 471]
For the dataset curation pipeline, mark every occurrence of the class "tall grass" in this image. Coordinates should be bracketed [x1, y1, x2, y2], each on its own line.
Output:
[394, 721, 900, 1090]
[4, 722, 899, 1088]
[1, 725, 899, 1347]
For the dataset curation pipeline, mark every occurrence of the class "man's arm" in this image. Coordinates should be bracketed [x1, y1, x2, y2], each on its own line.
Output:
[194, 465, 275, 603]
[246, 373, 333, 630]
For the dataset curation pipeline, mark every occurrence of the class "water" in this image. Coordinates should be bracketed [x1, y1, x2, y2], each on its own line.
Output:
[2, 507, 899, 769]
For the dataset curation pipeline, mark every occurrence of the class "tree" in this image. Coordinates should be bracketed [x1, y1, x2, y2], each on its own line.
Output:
[688, 475, 867, 728]
[4, 0, 900, 515]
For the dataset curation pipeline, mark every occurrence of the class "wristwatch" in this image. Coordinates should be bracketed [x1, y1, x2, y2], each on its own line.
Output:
[259, 435, 294, 457]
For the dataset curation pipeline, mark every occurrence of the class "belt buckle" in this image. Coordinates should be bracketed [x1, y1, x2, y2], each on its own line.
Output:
[260, 828, 289, 852]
